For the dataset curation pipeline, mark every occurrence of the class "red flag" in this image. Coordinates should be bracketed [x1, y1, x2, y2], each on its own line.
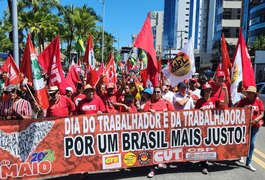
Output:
[221, 33, 232, 86]
[86, 65, 99, 87]
[236, 30, 255, 89]
[65, 65, 81, 92]
[103, 53, 117, 84]
[83, 35, 96, 69]
[38, 36, 66, 92]
[3, 55, 23, 86]
[134, 13, 158, 87]
[20, 35, 49, 109]
[96, 62, 104, 77]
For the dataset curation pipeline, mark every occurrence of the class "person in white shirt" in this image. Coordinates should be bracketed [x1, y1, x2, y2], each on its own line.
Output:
[173, 82, 194, 110]
[189, 78, 201, 104]
[162, 81, 175, 105]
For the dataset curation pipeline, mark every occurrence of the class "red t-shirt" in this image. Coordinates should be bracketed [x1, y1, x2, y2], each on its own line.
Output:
[237, 97, 264, 128]
[195, 97, 220, 109]
[77, 96, 106, 115]
[119, 104, 138, 113]
[209, 81, 228, 108]
[47, 95, 76, 117]
[100, 94, 118, 113]
[143, 99, 175, 112]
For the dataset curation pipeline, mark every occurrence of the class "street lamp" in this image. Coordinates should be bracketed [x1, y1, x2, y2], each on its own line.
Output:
[99, 0, 105, 63]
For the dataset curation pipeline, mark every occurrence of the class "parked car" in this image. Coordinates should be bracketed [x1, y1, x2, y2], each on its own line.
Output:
[257, 82, 265, 106]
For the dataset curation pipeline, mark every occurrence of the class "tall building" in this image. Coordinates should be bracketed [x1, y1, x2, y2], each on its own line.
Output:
[162, 0, 202, 57]
[214, 0, 242, 45]
[242, 0, 265, 45]
[150, 11, 164, 58]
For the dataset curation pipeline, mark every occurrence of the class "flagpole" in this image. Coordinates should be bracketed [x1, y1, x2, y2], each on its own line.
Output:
[100, 0, 105, 64]
[12, 0, 19, 66]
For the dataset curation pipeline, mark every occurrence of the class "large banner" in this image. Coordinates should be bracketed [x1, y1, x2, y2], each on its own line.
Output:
[0, 108, 251, 179]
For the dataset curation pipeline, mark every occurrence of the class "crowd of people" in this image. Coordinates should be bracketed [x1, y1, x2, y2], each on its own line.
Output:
[0, 69, 264, 178]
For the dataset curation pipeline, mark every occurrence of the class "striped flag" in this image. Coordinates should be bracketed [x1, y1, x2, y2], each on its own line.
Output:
[20, 35, 49, 109]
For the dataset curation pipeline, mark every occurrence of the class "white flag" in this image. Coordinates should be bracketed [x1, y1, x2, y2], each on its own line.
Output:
[162, 39, 195, 87]
[230, 44, 243, 105]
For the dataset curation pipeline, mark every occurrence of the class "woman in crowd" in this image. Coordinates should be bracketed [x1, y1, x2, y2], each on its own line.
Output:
[195, 83, 228, 174]
[143, 86, 175, 178]
[237, 86, 264, 171]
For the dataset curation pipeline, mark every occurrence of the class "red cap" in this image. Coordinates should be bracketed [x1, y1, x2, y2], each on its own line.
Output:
[202, 83, 212, 90]
[216, 71, 225, 77]
[189, 78, 197, 83]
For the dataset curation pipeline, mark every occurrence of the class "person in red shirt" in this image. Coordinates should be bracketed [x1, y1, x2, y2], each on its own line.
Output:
[195, 83, 228, 110]
[209, 70, 229, 108]
[77, 84, 106, 115]
[237, 86, 264, 171]
[47, 86, 76, 117]
[195, 83, 228, 174]
[118, 93, 137, 113]
[143, 86, 174, 178]
[143, 86, 175, 113]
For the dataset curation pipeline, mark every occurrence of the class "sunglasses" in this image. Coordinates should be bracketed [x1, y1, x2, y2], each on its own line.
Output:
[154, 91, 161, 94]
[205, 89, 212, 92]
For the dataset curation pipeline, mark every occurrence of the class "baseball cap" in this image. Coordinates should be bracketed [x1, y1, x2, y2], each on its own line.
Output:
[178, 82, 187, 89]
[142, 88, 152, 95]
[66, 87, 73, 93]
[202, 83, 212, 90]
[216, 71, 225, 77]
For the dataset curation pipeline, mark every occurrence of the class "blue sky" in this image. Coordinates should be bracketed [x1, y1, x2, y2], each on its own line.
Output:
[0, 0, 164, 48]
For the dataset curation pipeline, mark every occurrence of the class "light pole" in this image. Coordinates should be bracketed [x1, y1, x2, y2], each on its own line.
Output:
[100, 0, 105, 63]
[177, 30, 187, 49]
[12, 0, 19, 66]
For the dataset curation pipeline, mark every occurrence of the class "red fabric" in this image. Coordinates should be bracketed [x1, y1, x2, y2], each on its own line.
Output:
[234, 30, 256, 88]
[103, 53, 117, 84]
[83, 35, 95, 69]
[37, 36, 66, 93]
[143, 99, 175, 112]
[47, 95, 75, 117]
[237, 97, 264, 128]
[73, 93, 86, 106]
[77, 96, 105, 115]
[100, 94, 118, 113]
[119, 104, 138, 113]
[134, 13, 158, 87]
[65, 65, 81, 92]
[195, 97, 220, 109]
[96, 62, 104, 78]
[209, 81, 228, 108]
[20, 35, 50, 109]
[86, 65, 99, 87]
[3, 55, 23, 86]
[221, 33, 232, 86]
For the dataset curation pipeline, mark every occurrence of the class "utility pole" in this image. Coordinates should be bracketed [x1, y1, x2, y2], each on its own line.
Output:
[100, 0, 105, 63]
[177, 30, 187, 49]
[12, 0, 19, 66]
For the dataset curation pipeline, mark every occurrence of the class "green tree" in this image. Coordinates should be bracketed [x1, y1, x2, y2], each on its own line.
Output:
[250, 34, 265, 52]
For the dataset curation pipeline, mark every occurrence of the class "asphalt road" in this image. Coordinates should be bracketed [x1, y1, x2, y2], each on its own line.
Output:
[54, 125, 265, 180]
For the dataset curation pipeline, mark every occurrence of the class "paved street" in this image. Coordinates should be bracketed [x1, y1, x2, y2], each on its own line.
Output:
[55, 125, 265, 180]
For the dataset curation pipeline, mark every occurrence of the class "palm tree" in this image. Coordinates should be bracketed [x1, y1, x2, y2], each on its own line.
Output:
[250, 34, 265, 52]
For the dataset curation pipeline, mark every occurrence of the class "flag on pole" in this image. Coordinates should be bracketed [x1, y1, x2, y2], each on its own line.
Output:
[83, 35, 96, 69]
[134, 12, 158, 87]
[221, 33, 232, 86]
[230, 30, 255, 105]
[162, 38, 196, 87]
[103, 53, 117, 84]
[2, 55, 23, 86]
[65, 65, 81, 92]
[75, 35, 85, 53]
[20, 35, 49, 109]
[38, 36, 66, 93]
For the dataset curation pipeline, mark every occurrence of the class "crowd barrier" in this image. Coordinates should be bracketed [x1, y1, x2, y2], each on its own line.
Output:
[0, 107, 251, 179]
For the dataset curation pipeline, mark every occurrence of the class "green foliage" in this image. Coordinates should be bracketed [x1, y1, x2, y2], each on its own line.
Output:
[250, 34, 265, 51]
[0, 0, 116, 63]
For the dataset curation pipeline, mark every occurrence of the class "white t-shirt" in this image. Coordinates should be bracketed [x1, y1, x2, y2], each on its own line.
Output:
[162, 90, 175, 105]
[173, 93, 194, 110]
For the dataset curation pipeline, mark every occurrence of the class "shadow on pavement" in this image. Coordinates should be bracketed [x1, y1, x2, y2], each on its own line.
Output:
[53, 160, 244, 180]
